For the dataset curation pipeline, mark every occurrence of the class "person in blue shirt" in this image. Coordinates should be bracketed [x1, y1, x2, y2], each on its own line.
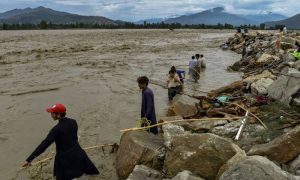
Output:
[137, 76, 158, 134]
[171, 66, 185, 84]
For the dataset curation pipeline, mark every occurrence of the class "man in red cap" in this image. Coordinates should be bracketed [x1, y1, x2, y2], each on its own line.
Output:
[22, 103, 99, 180]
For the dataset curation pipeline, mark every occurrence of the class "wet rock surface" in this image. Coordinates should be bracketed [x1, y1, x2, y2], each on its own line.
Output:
[163, 133, 244, 180]
[127, 165, 162, 180]
[247, 125, 300, 164]
[116, 131, 164, 179]
[220, 156, 299, 180]
[117, 30, 300, 180]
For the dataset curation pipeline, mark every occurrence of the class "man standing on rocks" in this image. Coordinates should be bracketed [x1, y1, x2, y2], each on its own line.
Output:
[275, 27, 284, 52]
[22, 103, 99, 180]
[137, 76, 158, 134]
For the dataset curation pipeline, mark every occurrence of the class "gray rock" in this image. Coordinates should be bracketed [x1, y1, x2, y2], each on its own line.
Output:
[282, 37, 297, 45]
[164, 133, 244, 180]
[268, 68, 300, 105]
[169, 101, 197, 118]
[127, 165, 162, 180]
[162, 123, 187, 148]
[116, 131, 164, 179]
[250, 78, 274, 95]
[211, 120, 241, 138]
[220, 156, 299, 180]
[293, 60, 300, 70]
[256, 53, 280, 64]
[164, 170, 204, 180]
[292, 98, 300, 106]
[288, 155, 300, 175]
[248, 125, 300, 164]
[281, 42, 295, 50]
[188, 119, 228, 133]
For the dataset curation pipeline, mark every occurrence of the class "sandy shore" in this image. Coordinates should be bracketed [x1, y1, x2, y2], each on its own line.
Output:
[0, 29, 241, 179]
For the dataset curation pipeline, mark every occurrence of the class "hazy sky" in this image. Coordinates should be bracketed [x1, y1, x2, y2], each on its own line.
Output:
[0, 0, 299, 21]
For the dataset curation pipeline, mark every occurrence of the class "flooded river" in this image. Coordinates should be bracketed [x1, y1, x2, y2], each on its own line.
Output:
[0, 29, 241, 179]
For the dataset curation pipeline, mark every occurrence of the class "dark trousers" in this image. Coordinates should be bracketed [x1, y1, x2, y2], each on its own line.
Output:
[168, 86, 181, 101]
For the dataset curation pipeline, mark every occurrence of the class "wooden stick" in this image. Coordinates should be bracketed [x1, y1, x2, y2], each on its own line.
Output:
[20, 143, 116, 170]
[227, 102, 268, 130]
[83, 143, 115, 150]
[150, 79, 208, 94]
[120, 117, 242, 133]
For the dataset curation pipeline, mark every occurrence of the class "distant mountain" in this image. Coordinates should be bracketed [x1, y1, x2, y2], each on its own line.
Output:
[265, 13, 300, 29]
[0, 7, 33, 19]
[242, 12, 287, 25]
[0, 6, 117, 25]
[164, 7, 287, 26]
[165, 7, 253, 26]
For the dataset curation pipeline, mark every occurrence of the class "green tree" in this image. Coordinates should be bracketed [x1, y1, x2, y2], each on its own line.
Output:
[39, 20, 48, 29]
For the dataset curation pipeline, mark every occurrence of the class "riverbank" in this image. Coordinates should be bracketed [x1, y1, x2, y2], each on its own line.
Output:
[116, 31, 300, 179]
[0, 29, 241, 179]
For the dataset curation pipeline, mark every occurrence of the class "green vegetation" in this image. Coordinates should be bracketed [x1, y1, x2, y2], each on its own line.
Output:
[0, 20, 272, 30]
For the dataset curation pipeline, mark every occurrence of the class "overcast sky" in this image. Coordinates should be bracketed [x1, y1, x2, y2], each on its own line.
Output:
[0, 0, 299, 21]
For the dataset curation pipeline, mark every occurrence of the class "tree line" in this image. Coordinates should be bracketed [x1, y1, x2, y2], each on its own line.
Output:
[0, 20, 280, 30]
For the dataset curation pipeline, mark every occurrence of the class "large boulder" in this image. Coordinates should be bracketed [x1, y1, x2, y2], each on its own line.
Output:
[160, 116, 228, 133]
[250, 78, 274, 95]
[293, 60, 300, 71]
[187, 119, 228, 133]
[243, 70, 274, 84]
[288, 154, 300, 175]
[164, 170, 204, 180]
[256, 53, 280, 64]
[219, 156, 299, 180]
[282, 37, 297, 45]
[216, 149, 247, 179]
[281, 42, 295, 50]
[159, 116, 189, 128]
[127, 165, 162, 180]
[268, 68, 300, 105]
[163, 133, 244, 180]
[168, 101, 197, 118]
[116, 131, 164, 179]
[248, 125, 300, 164]
[162, 123, 187, 148]
[211, 120, 241, 138]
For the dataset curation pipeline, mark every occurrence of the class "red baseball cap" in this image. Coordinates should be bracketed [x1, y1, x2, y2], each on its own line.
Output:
[46, 103, 66, 113]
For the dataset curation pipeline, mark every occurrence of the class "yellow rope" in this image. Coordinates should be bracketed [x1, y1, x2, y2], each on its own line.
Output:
[20, 143, 116, 170]
[120, 117, 242, 133]
[138, 117, 152, 132]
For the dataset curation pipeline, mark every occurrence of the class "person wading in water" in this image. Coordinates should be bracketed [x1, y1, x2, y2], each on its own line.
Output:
[137, 76, 158, 134]
[22, 103, 99, 180]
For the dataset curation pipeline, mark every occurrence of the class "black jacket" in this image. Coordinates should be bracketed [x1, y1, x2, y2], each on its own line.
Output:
[26, 117, 99, 180]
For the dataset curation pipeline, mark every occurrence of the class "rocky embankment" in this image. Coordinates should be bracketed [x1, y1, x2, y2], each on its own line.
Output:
[116, 31, 300, 180]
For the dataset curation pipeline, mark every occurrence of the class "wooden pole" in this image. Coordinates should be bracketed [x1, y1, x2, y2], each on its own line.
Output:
[227, 102, 268, 130]
[120, 117, 241, 133]
[20, 143, 116, 170]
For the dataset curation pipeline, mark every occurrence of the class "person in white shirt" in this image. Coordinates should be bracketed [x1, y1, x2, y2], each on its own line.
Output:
[200, 54, 206, 69]
[188, 56, 199, 82]
[166, 69, 182, 101]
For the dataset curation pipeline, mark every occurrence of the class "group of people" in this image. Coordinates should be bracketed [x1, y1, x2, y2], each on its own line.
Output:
[165, 53, 206, 101]
[188, 53, 206, 82]
[22, 54, 207, 179]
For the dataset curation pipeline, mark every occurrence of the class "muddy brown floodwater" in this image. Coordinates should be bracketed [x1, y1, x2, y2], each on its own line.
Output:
[0, 29, 241, 179]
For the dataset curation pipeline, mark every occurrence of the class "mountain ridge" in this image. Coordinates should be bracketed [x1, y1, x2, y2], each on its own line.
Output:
[265, 13, 300, 29]
[0, 6, 117, 25]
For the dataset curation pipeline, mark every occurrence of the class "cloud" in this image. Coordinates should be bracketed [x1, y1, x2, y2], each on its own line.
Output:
[0, 0, 299, 21]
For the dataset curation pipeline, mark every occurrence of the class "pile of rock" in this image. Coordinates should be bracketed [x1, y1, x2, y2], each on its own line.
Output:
[226, 32, 300, 107]
[116, 123, 300, 180]
[115, 31, 300, 180]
